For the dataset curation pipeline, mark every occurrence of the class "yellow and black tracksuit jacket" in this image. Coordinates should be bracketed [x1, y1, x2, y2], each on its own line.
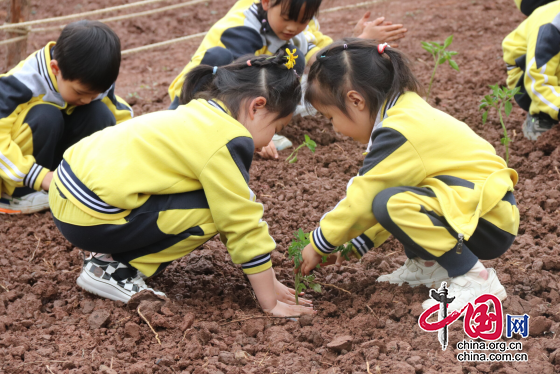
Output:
[51, 99, 274, 275]
[503, 2, 560, 120]
[309, 92, 519, 259]
[168, 0, 332, 102]
[514, 0, 557, 16]
[0, 42, 132, 196]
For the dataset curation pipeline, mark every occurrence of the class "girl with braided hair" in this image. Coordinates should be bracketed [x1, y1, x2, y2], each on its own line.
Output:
[49, 49, 315, 316]
[298, 39, 519, 313]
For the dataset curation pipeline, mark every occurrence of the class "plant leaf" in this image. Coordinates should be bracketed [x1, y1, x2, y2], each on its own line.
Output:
[482, 111, 488, 125]
[444, 35, 453, 49]
[310, 283, 322, 293]
[449, 59, 459, 71]
[504, 101, 513, 116]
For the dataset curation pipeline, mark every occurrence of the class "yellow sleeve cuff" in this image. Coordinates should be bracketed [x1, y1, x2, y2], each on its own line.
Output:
[309, 234, 326, 257]
[33, 167, 50, 191]
[242, 260, 272, 275]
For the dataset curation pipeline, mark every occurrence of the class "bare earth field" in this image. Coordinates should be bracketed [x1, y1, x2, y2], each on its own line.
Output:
[3, 0, 560, 373]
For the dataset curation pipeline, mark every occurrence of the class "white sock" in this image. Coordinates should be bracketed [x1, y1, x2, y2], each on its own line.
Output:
[466, 260, 488, 281]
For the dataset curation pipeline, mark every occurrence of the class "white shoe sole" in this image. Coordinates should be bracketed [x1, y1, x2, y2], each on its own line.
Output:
[377, 276, 450, 288]
[77, 269, 133, 303]
[0, 201, 49, 214]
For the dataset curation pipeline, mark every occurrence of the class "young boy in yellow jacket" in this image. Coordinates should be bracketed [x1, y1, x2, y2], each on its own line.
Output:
[299, 40, 519, 313]
[0, 20, 132, 214]
[49, 50, 315, 317]
[503, 1, 560, 140]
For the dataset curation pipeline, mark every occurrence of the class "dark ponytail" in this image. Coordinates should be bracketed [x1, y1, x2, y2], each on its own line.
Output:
[181, 49, 302, 120]
[305, 38, 423, 120]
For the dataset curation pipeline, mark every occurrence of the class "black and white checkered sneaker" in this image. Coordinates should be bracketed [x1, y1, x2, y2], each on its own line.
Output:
[77, 255, 166, 303]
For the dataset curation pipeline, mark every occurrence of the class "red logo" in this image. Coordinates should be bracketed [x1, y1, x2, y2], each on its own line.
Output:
[419, 283, 503, 350]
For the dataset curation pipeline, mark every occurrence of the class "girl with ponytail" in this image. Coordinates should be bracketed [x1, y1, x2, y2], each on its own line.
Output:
[298, 39, 519, 314]
[49, 49, 315, 317]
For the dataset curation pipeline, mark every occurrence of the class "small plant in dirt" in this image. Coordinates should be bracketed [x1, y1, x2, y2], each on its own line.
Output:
[421, 35, 459, 102]
[287, 229, 322, 305]
[479, 85, 520, 165]
[286, 134, 316, 163]
[288, 229, 355, 304]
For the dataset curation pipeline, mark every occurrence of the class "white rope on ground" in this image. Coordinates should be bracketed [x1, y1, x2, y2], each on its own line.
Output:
[0, 35, 27, 47]
[121, 31, 207, 55]
[2, 0, 380, 49]
[31, 0, 208, 34]
[322, 0, 383, 13]
[0, 0, 205, 31]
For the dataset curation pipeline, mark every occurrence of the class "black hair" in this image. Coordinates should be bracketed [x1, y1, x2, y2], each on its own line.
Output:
[257, 0, 322, 32]
[305, 38, 423, 121]
[181, 49, 302, 120]
[53, 20, 121, 93]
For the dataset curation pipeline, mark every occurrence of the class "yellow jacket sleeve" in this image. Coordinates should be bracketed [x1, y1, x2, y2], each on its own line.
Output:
[502, 19, 527, 90]
[0, 76, 50, 191]
[310, 127, 425, 256]
[349, 224, 391, 259]
[199, 136, 275, 274]
[101, 85, 133, 124]
[304, 18, 333, 63]
[523, 16, 560, 120]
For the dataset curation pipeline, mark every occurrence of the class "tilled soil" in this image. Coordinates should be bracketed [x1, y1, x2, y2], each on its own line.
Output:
[2, 0, 560, 373]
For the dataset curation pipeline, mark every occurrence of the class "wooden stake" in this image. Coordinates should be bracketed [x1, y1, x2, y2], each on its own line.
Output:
[6, 0, 29, 69]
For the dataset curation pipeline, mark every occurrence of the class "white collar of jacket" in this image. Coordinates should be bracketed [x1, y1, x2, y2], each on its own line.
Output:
[365, 93, 402, 153]
[12, 41, 114, 109]
[243, 2, 316, 54]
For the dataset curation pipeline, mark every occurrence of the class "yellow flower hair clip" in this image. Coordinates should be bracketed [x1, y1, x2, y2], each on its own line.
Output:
[284, 48, 298, 70]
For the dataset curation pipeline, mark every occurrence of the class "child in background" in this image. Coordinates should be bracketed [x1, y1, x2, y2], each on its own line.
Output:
[49, 50, 315, 317]
[513, 0, 556, 16]
[503, 1, 560, 140]
[0, 20, 132, 214]
[168, 0, 407, 158]
[298, 39, 519, 312]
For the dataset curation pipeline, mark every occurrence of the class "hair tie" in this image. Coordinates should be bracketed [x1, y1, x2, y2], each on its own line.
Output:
[377, 43, 390, 54]
[343, 44, 348, 50]
[212, 66, 218, 75]
[247, 60, 252, 67]
[284, 48, 298, 69]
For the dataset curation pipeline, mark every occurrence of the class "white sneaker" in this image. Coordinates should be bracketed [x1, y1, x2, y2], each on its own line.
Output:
[0, 191, 49, 214]
[77, 256, 166, 303]
[272, 134, 293, 151]
[377, 258, 450, 287]
[421, 268, 507, 312]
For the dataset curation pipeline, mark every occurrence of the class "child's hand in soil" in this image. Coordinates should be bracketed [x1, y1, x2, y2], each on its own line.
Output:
[320, 252, 345, 267]
[353, 12, 407, 47]
[256, 139, 278, 159]
[267, 300, 316, 317]
[274, 277, 313, 306]
[299, 243, 324, 275]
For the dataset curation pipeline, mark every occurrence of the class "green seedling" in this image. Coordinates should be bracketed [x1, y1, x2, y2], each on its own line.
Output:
[332, 242, 354, 261]
[287, 229, 322, 305]
[421, 35, 459, 102]
[286, 134, 317, 163]
[479, 85, 520, 165]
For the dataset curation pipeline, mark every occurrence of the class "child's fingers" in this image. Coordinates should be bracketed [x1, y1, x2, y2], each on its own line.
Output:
[290, 305, 317, 316]
[371, 16, 385, 26]
[380, 24, 405, 31]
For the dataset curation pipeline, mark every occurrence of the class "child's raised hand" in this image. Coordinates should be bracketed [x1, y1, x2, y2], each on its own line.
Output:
[355, 14, 407, 47]
[353, 11, 375, 38]
[267, 300, 316, 317]
[256, 139, 278, 159]
[299, 243, 324, 275]
[274, 277, 313, 306]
